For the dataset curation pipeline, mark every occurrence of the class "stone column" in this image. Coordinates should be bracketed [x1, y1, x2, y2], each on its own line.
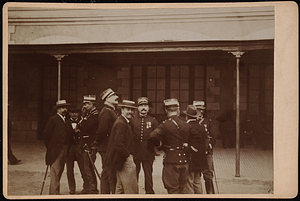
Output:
[52, 55, 67, 101]
[229, 51, 245, 177]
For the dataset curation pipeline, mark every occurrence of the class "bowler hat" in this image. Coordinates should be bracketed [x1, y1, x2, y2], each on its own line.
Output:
[53, 100, 71, 109]
[100, 88, 117, 101]
[83, 95, 96, 103]
[183, 105, 201, 118]
[163, 98, 179, 107]
[118, 100, 137, 109]
[193, 100, 206, 110]
[137, 97, 149, 106]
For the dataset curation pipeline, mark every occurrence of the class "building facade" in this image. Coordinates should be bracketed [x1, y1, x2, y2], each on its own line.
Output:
[6, 5, 274, 141]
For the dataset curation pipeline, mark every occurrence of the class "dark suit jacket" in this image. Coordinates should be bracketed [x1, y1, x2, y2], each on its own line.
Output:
[95, 105, 118, 152]
[43, 114, 72, 165]
[104, 115, 134, 170]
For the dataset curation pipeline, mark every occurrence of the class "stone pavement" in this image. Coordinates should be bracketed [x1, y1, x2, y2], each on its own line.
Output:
[4, 140, 273, 197]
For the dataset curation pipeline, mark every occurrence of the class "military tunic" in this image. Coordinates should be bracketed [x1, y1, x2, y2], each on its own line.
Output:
[130, 114, 158, 194]
[77, 107, 99, 194]
[149, 115, 202, 194]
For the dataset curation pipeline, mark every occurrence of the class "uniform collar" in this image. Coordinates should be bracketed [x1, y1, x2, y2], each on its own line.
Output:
[105, 102, 116, 110]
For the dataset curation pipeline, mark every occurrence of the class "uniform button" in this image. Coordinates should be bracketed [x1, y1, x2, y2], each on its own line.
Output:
[178, 153, 181, 156]
[177, 147, 179, 149]
[141, 140, 143, 142]
[107, 134, 109, 136]
[184, 160, 187, 162]
[182, 147, 184, 149]
[183, 153, 186, 156]
[179, 160, 182, 163]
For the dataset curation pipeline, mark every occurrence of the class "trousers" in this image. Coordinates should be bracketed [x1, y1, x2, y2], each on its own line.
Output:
[202, 154, 215, 194]
[66, 143, 84, 193]
[81, 151, 98, 193]
[134, 159, 154, 194]
[99, 151, 117, 194]
[115, 155, 138, 194]
[49, 145, 68, 195]
[162, 163, 189, 194]
[185, 170, 203, 194]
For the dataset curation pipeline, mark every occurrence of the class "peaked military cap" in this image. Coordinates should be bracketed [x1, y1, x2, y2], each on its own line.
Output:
[83, 95, 96, 103]
[100, 88, 117, 101]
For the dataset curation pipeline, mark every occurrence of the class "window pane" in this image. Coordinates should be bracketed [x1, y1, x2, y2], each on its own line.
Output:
[157, 91, 165, 102]
[180, 78, 189, 90]
[147, 91, 156, 102]
[180, 91, 189, 102]
[195, 65, 204, 77]
[133, 90, 142, 101]
[148, 66, 156, 77]
[180, 66, 189, 77]
[157, 66, 165, 77]
[133, 78, 142, 89]
[195, 78, 204, 89]
[133, 66, 142, 77]
[195, 90, 204, 100]
[170, 90, 179, 99]
[156, 102, 165, 114]
[157, 78, 165, 90]
[170, 66, 179, 77]
[170, 78, 179, 90]
[148, 78, 156, 90]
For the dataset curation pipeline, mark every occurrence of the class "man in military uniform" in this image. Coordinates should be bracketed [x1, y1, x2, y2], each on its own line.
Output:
[93, 88, 119, 194]
[65, 106, 84, 194]
[193, 101, 216, 194]
[43, 100, 71, 195]
[77, 95, 99, 194]
[105, 100, 139, 194]
[148, 98, 203, 194]
[130, 97, 158, 194]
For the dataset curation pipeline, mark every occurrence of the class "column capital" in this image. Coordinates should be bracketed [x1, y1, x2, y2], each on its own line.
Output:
[229, 51, 245, 58]
[52, 54, 67, 61]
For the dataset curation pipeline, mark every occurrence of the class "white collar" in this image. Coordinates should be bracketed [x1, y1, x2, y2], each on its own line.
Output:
[57, 113, 65, 122]
[121, 114, 130, 124]
[186, 119, 197, 123]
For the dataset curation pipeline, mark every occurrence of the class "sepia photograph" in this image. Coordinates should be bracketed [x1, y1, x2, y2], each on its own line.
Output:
[2, 2, 298, 199]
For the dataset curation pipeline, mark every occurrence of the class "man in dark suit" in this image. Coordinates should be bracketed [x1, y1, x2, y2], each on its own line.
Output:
[93, 88, 119, 194]
[76, 95, 99, 194]
[148, 99, 203, 194]
[193, 101, 216, 194]
[43, 100, 71, 195]
[104, 100, 139, 194]
[65, 106, 84, 194]
[130, 97, 158, 194]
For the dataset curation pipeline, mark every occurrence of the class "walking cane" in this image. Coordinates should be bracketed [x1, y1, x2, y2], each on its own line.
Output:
[211, 155, 220, 194]
[83, 144, 101, 180]
[40, 165, 49, 195]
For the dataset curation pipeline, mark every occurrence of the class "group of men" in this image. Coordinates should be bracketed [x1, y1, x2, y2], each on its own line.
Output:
[43, 88, 216, 195]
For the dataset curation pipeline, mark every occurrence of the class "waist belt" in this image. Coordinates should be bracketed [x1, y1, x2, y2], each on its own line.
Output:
[167, 146, 186, 151]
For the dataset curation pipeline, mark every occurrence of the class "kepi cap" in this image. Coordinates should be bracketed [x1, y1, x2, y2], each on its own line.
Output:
[193, 101, 206, 110]
[163, 98, 179, 107]
[53, 100, 71, 109]
[100, 88, 117, 101]
[183, 105, 201, 118]
[137, 97, 149, 106]
[118, 100, 137, 109]
[83, 95, 96, 103]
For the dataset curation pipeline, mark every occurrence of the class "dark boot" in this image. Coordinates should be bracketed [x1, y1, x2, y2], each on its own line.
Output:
[205, 180, 215, 194]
